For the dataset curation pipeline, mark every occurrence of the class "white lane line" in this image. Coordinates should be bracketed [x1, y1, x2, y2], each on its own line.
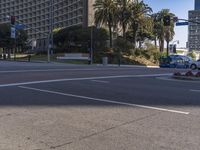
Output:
[190, 89, 200, 92]
[0, 73, 172, 88]
[19, 86, 189, 115]
[91, 80, 109, 83]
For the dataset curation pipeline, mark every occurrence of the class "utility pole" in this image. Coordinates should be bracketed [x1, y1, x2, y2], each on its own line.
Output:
[47, 0, 54, 63]
[90, 26, 94, 65]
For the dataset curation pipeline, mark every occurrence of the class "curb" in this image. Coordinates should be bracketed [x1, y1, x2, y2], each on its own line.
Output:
[0, 60, 160, 68]
[172, 75, 200, 81]
[96, 64, 160, 68]
[0, 59, 48, 64]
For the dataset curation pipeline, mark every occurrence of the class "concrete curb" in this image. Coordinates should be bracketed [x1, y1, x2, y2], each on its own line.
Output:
[172, 75, 200, 81]
[0, 59, 48, 64]
[0, 60, 160, 68]
[96, 64, 160, 68]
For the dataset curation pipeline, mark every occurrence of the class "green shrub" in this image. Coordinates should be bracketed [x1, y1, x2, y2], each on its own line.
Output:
[113, 37, 133, 55]
[187, 51, 196, 60]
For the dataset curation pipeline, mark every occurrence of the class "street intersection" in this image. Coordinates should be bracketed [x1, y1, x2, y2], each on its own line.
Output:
[0, 61, 199, 150]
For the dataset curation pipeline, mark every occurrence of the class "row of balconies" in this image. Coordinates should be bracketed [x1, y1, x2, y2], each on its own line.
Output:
[0, 5, 83, 16]
[0, 0, 82, 13]
[0, 7, 83, 20]
[27, 21, 82, 39]
[0, 9, 83, 21]
[14, 15, 83, 31]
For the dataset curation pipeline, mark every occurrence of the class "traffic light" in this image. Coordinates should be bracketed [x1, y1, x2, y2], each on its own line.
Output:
[163, 15, 171, 26]
[173, 16, 178, 23]
[10, 16, 16, 26]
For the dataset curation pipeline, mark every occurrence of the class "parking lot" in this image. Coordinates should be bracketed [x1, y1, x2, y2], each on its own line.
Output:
[0, 61, 200, 150]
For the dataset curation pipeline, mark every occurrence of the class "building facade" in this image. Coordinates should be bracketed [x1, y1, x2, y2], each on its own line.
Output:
[0, 0, 94, 51]
[195, 0, 200, 10]
[188, 10, 200, 51]
[188, 0, 200, 51]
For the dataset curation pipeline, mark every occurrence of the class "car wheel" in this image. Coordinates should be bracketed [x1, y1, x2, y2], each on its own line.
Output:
[190, 64, 197, 70]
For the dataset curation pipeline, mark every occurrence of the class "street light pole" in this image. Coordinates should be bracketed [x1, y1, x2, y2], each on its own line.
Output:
[11, 0, 15, 60]
[168, 40, 179, 55]
[90, 26, 94, 65]
[47, 0, 54, 63]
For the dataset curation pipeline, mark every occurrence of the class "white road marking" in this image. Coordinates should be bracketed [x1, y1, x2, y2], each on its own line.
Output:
[190, 89, 200, 92]
[19, 86, 189, 115]
[0, 73, 171, 88]
[91, 80, 109, 83]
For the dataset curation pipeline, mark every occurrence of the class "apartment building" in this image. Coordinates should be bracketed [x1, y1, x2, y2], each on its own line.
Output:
[0, 0, 94, 50]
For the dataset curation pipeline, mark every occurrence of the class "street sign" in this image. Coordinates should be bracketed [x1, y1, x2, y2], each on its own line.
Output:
[11, 27, 16, 39]
[15, 24, 26, 30]
[176, 22, 189, 26]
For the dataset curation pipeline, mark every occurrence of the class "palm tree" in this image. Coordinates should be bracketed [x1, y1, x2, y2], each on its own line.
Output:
[115, 0, 132, 38]
[128, 1, 152, 49]
[151, 14, 159, 48]
[153, 9, 175, 53]
[136, 16, 154, 48]
[93, 0, 117, 48]
[164, 16, 175, 56]
[153, 12, 165, 52]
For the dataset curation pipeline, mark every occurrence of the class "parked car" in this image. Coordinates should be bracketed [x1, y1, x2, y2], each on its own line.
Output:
[160, 55, 188, 68]
[189, 60, 200, 70]
[177, 55, 200, 70]
[160, 55, 200, 70]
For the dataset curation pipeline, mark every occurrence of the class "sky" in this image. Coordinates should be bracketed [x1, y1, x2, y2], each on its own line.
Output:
[143, 0, 194, 48]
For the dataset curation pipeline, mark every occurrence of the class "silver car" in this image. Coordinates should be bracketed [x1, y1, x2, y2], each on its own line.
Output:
[178, 55, 200, 70]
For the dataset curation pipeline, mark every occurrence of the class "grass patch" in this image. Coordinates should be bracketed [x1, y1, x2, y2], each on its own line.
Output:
[14, 53, 89, 64]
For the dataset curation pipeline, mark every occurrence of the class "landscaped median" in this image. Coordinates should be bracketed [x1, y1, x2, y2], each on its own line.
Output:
[173, 71, 200, 81]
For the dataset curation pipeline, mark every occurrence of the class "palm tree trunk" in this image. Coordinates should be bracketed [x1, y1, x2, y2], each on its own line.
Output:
[154, 37, 157, 47]
[132, 30, 137, 49]
[139, 40, 142, 48]
[159, 40, 161, 52]
[159, 39, 164, 52]
[122, 23, 126, 38]
[132, 23, 138, 49]
[166, 40, 169, 56]
[108, 22, 113, 48]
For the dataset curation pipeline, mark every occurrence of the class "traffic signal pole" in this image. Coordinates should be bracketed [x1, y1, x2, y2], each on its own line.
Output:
[178, 18, 200, 25]
[10, 16, 16, 60]
[47, 0, 54, 63]
[163, 16, 171, 56]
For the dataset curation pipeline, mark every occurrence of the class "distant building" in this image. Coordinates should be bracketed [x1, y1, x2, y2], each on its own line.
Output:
[188, 0, 200, 51]
[0, 0, 94, 51]
[195, 0, 200, 10]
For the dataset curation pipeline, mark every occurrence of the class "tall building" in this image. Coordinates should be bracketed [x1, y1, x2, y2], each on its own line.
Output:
[195, 0, 200, 10]
[0, 0, 94, 50]
[188, 0, 200, 51]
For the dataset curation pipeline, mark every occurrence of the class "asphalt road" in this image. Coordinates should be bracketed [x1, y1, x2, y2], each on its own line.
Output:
[0, 61, 199, 150]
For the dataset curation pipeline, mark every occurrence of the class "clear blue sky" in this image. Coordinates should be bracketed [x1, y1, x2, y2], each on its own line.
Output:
[143, 0, 194, 48]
